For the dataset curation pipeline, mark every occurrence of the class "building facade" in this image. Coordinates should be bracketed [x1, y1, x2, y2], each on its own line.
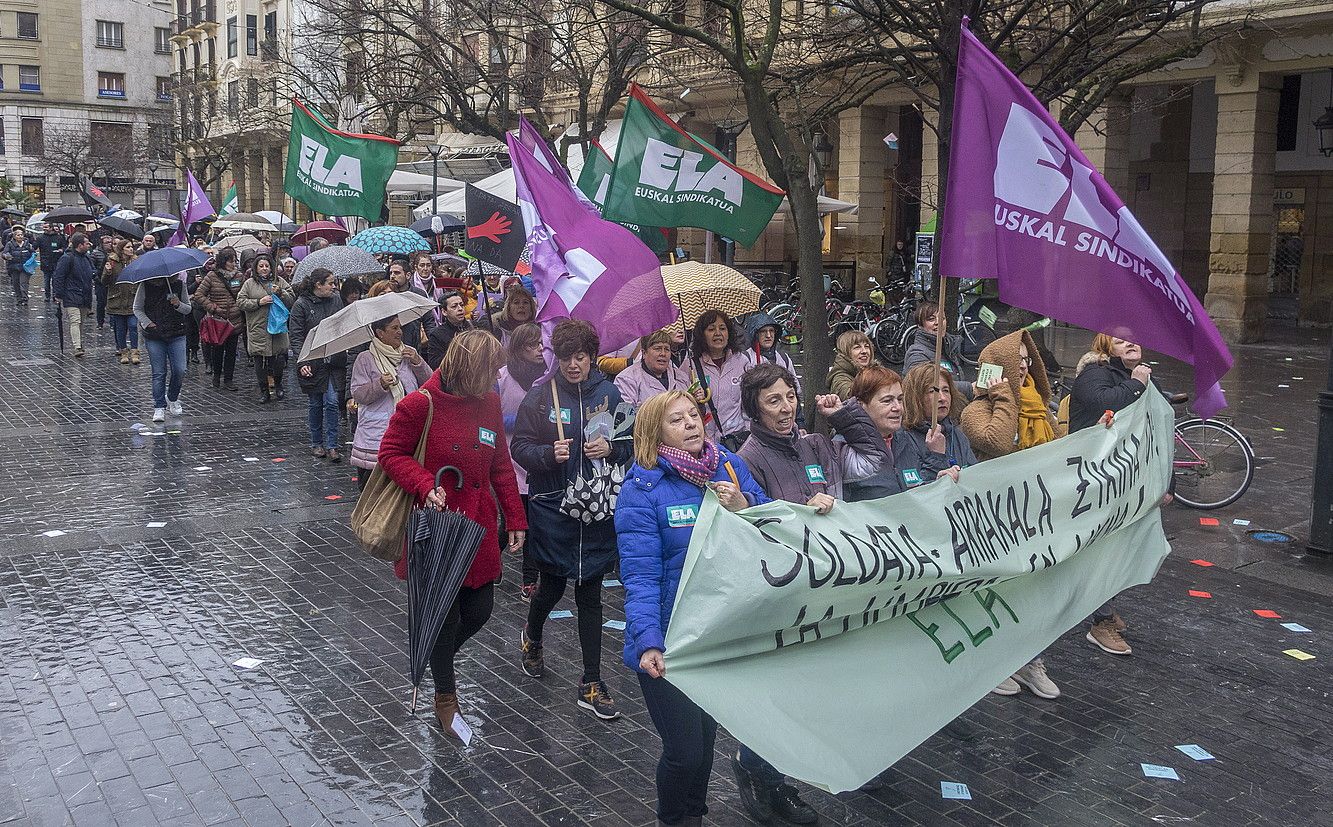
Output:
[0, 0, 176, 211]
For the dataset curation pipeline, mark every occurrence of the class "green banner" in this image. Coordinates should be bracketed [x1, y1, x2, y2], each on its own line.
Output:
[577, 142, 668, 254]
[663, 392, 1175, 792]
[284, 99, 398, 221]
[603, 85, 784, 247]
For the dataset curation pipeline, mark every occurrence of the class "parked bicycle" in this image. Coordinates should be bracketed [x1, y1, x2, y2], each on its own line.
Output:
[1171, 402, 1254, 509]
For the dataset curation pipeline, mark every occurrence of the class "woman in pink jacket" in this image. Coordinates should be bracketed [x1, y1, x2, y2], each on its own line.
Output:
[495, 322, 544, 600]
[349, 315, 432, 489]
[614, 329, 692, 406]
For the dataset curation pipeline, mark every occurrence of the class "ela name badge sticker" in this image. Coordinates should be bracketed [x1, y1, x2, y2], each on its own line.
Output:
[479, 427, 496, 447]
[666, 504, 699, 528]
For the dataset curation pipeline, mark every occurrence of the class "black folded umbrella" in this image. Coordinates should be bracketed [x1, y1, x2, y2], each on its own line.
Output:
[99, 215, 144, 240]
[406, 465, 486, 713]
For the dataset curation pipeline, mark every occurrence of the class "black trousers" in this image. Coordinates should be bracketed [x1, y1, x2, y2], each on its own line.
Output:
[527, 572, 603, 683]
[431, 582, 494, 695]
[210, 331, 239, 381]
[639, 672, 717, 825]
[94, 281, 108, 326]
[255, 353, 287, 388]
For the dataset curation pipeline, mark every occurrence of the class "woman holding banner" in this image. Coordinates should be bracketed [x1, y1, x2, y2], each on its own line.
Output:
[842, 366, 953, 500]
[615, 390, 769, 827]
[1069, 334, 1169, 658]
[960, 330, 1061, 700]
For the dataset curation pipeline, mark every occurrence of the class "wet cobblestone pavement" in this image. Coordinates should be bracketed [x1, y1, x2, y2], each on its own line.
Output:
[1, 296, 1331, 826]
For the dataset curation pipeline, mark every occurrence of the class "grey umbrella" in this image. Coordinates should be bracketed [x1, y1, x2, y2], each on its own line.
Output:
[295, 291, 438, 361]
[406, 466, 485, 713]
[292, 244, 383, 287]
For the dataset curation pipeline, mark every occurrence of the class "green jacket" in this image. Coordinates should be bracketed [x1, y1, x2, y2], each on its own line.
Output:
[236, 276, 296, 356]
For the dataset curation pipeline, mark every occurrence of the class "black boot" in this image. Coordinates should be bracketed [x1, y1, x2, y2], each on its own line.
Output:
[212, 373, 221, 389]
[256, 365, 270, 403]
[731, 752, 773, 823]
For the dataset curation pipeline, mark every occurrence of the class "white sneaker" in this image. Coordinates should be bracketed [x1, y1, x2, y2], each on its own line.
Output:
[991, 676, 1021, 696]
[1013, 658, 1060, 699]
[167, 401, 183, 416]
[152, 408, 166, 423]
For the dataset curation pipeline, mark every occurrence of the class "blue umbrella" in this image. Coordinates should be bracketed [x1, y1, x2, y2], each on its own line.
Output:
[349, 225, 431, 255]
[117, 247, 209, 283]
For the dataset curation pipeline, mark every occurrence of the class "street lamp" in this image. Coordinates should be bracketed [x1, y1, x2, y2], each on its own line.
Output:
[1311, 323, 1333, 554]
[427, 138, 446, 219]
[147, 161, 159, 214]
[1313, 68, 1333, 157]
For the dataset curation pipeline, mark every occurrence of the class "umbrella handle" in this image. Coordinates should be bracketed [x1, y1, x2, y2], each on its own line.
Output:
[434, 465, 464, 491]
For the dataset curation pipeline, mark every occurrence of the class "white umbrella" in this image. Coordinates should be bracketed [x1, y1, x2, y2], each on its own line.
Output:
[109, 208, 144, 220]
[255, 210, 295, 226]
[213, 212, 278, 233]
[26, 212, 48, 230]
[212, 235, 268, 254]
[297, 292, 440, 361]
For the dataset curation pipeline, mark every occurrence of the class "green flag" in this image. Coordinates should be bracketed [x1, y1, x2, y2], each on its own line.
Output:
[218, 182, 237, 216]
[576, 141, 668, 254]
[603, 84, 784, 247]
[284, 98, 398, 221]
[662, 391, 1175, 792]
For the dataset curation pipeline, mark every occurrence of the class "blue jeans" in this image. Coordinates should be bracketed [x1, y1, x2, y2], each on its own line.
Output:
[109, 314, 138, 350]
[144, 335, 186, 407]
[307, 377, 339, 451]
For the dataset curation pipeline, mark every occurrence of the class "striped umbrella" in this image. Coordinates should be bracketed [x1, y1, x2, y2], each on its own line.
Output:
[349, 225, 431, 255]
[661, 261, 761, 328]
[406, 466, 485, 712]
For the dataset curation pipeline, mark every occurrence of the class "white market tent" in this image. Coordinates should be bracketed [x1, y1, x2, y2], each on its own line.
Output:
[388, 169, 466, 196]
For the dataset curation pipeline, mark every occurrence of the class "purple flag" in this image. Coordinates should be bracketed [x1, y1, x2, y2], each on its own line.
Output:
[940, 24, 1232, 417]
[508, 116, 676, 355]
[169, 170, 216, 247]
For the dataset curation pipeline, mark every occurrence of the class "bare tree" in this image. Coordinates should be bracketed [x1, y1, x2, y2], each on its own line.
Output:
[279, 0, 660, 157]
[37, 123, 142, 188]
[833, 0, 1256, 311]
[599, 0, 894, 411]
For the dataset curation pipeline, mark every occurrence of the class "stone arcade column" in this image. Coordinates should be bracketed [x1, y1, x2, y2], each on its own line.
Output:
[837, 106, 888, 295]
[1205, 71, 1280, 343]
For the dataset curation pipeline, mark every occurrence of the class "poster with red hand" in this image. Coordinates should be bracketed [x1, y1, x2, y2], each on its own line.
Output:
[464, 184, 525, 273]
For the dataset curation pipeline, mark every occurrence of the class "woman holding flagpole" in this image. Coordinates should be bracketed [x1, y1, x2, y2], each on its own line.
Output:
[687, 310, 750, 450]
[616, 390, 769, 827]
[960, 329, 1061, 700]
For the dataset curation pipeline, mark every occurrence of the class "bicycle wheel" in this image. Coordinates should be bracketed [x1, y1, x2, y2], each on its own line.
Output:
[1172, 419, 1255, 509]
[876, 321, 911, 366]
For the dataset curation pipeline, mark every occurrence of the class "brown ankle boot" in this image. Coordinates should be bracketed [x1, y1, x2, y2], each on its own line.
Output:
[433, 692, 461, 733]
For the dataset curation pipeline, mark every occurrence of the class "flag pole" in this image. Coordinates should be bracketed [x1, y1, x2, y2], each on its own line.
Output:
[930, 268, 946, 430]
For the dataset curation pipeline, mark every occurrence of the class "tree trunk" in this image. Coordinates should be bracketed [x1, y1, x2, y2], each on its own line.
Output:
[789, 181, 830, 418]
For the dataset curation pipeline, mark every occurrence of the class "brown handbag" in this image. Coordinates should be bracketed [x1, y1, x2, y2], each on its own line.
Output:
[350, 389, 434, 561]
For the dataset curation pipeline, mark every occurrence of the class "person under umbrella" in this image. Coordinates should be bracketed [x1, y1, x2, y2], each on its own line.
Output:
[350, 315, 432, 489]
[105, 240, 141, 365]
[134, 272, 193, 423]
[193, 248, 244, 390]
[2, 225, 35, 307]
[236, 252, 296, 403]
[289, 268, 346, 462]
[377, 330, 527, 736]
[423, 290, 472, 369]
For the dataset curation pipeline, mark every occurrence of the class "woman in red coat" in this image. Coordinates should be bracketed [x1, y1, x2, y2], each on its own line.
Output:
[378, 329, 528, 734]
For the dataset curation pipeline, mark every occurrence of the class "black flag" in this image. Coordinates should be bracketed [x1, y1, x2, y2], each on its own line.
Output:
[80, 177, 113, 210]
[464, 184, 524, 273]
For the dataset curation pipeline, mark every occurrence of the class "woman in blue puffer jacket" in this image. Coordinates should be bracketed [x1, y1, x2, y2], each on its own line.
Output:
[615, 389, 768, 827]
